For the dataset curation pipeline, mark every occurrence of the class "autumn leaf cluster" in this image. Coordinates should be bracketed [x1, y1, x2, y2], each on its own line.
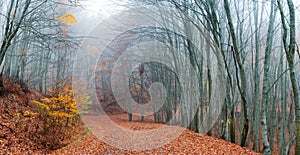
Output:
[32, 87, 78, 122]
[57, 14, 77, 25]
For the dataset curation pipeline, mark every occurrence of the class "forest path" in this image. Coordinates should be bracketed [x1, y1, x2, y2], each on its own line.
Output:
[52, 114, 261, 155]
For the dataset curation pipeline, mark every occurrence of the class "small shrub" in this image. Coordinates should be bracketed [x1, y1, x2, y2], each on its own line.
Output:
[31, 86, 81, 149]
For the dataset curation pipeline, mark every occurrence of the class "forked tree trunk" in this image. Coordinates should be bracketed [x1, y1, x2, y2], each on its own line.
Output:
[277, 0, 300, 154]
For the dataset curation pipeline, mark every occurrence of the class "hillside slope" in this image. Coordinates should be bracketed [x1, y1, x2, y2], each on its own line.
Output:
[0, 78, 82, 154]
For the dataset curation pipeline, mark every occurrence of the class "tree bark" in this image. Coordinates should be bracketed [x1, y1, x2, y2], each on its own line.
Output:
[223, 0, 249, 146]
[277, 0, 300, 154]
[261, 0, 277, 154]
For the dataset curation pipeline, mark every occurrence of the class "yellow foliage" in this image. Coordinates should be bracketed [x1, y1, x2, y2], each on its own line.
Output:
[23, 110, 38, 117]
[57, 13, 77, 25]
[32, 100, 50, 111]
[50, 111, 74, 118]
[32, 87, 79, 124]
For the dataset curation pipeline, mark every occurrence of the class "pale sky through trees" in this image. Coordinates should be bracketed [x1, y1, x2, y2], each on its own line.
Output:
[71, 0, 127, 35]
[72, 0, 300, 40]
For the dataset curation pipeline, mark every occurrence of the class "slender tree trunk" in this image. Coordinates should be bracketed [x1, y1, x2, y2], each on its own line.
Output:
[252, 0, 262, 150]
[286, 1, 300, 154]
[206, 26, 213, 136]
[261, 0, 277, 154]
[277, 0, 300, 154]
[279, 47, 287, 154]
[224, 0, 249, 146]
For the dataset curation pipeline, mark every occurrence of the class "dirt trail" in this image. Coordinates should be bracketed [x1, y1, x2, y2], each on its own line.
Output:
[52, 114, 261, 155]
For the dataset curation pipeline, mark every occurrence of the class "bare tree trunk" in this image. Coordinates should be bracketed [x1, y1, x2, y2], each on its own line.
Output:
[277, 0, 300, 154]
[285, 1, 300, 154]
[0, 0, 31, 73]
[223, 0, 249, 146]
[252, 0, 263, 151]
[261, 1, 277, 154]
[279, 45, 287, 154]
